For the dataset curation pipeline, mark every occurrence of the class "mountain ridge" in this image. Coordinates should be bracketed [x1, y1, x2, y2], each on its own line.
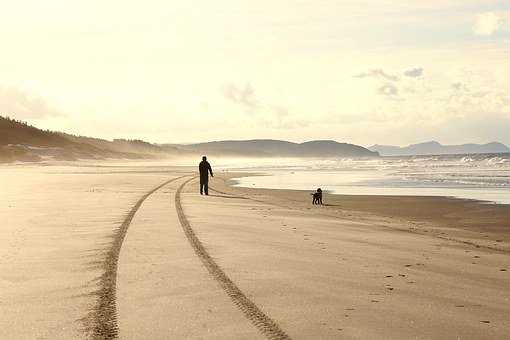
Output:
[169, 139, 379, 157]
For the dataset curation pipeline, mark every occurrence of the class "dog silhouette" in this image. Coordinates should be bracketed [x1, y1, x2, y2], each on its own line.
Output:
[311, 188, 323, 205]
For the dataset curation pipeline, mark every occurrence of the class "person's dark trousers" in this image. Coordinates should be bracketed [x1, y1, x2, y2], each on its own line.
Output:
[200, 179, 209, 195]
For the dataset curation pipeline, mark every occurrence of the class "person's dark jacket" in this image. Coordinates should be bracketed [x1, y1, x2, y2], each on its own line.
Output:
[199, 160, 213, 181]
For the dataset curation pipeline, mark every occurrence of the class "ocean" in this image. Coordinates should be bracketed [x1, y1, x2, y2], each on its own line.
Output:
[217, 153, 510, 204]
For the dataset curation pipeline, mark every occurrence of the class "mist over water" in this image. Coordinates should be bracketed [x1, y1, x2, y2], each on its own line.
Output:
[224, 154, 510, 204]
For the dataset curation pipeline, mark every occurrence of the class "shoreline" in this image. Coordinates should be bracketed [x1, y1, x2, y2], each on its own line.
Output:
[228, 170, 510, 205]
[227, 171, 509, 208]
[215, 172, 510, 253]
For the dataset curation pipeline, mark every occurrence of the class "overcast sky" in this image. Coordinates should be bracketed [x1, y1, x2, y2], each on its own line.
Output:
[1, 1, 509, 146]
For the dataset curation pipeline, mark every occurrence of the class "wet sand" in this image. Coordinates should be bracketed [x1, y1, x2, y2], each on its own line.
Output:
[1, 164, 509, 339]
[225, 173, 510, 253]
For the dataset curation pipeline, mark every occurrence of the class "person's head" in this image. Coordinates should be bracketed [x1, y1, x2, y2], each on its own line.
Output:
[202, 156, 207, 161]
[317, 188, 322, 193]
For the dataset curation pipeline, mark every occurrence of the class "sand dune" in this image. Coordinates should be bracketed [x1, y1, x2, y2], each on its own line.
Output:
[1, 163, 509, 339]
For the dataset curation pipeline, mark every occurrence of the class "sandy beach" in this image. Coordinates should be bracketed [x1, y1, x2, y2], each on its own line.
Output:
[1, 163, 509, 339]
[4, 0, 510, 338]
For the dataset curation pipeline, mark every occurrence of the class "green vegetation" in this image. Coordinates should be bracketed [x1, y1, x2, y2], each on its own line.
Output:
[0, 116, 180, 163]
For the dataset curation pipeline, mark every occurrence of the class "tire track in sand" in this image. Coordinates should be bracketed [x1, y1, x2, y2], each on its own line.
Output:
[86, 176, 186, 339]
[175, 177, 291, 340]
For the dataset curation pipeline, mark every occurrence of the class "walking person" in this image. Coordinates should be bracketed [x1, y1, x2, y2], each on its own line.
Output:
[199, 156, 213, 195]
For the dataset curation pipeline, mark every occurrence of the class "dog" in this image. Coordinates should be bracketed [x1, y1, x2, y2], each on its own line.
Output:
[311, 188, 323, 205]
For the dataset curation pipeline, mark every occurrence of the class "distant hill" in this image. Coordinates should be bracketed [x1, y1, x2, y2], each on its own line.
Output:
[0, 116, 183, 163]
[369, 141, 510, 156]
[62, 134, 182, 156]
[172, 139, 379, 157]
[0, 116, 377, 163]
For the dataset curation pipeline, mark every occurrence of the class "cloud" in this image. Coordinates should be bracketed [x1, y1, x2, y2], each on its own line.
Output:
[272, 105, 290, 119]
[0, 86, 62, 119]
[451, 82, 464, 90]
[377, 83, 399, 96]
[221, 83, 309, 129]
[354, 69, 399, 81]
[404, 67, 423, 78]
[473, 12, 501, 36]
[260, 106, 310, 129]
[222, 83, 258, 109]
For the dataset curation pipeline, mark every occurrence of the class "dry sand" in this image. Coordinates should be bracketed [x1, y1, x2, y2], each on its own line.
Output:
[1, 163, 509, 339]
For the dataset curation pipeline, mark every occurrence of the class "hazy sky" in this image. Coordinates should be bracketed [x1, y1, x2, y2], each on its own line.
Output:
[1, 1, 510, 146]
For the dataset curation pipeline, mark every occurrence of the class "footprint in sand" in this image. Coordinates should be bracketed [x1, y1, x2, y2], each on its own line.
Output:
[385, 275, 393, 278]
[455, 305, 465, 308]
[473, 255, 480, 258]
[345, 308, 355, 311]
[500, 269, 507, 272]
[480, 320, 490, 324]
[398, 274, 406, 277]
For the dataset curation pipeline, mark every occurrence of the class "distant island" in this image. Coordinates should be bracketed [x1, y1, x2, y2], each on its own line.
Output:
[0, 116, 377, 163]
[369, 141, 510, 156]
